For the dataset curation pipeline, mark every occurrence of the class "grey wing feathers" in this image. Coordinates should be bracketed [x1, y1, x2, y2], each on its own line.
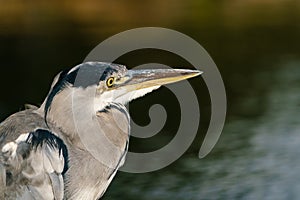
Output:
[1, 129, 67, 200]
[0, 162, 5, 199]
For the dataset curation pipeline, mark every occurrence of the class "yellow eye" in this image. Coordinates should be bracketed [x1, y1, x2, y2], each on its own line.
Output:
[106, 77, 115, 87]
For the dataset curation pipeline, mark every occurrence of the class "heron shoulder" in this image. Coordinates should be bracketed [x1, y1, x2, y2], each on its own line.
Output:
[1, 129, 67, 200]
[0, 109, 47, 146]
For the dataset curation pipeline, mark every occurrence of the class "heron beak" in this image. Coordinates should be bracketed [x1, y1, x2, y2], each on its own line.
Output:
[120, 68, 202, 90]
[108, 68, 202, 105]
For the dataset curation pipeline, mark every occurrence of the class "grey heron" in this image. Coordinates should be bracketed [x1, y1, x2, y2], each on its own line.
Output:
[0, 62, 201, 199]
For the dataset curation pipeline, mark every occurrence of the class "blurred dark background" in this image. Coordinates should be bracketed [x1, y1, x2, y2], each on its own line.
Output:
[1, 0, 300, 199]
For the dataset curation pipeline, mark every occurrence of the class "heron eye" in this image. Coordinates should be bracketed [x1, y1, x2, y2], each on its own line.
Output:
[106, 77, 115, 87]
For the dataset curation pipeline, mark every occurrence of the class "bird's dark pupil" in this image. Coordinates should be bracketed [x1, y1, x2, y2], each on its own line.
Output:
[107, 78, 114, 86]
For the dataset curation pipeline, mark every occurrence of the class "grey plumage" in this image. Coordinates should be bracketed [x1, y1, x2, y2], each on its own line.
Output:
[0, 62, 201, 199]
[0, 109, 65, 200]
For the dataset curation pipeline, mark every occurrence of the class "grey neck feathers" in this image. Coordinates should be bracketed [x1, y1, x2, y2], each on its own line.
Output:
[39, 86, 91, 149]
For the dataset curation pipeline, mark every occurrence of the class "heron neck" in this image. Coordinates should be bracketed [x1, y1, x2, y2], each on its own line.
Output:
[38, 88, 93, 149]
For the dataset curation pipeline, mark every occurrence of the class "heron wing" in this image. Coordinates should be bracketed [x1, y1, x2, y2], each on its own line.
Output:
[1, 129, 67, 200]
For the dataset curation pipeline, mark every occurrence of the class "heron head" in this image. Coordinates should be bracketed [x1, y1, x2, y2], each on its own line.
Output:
[41, 62, 201, 125]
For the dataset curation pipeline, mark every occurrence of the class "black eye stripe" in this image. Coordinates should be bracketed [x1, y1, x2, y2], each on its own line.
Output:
[100, 67, 118, 81]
